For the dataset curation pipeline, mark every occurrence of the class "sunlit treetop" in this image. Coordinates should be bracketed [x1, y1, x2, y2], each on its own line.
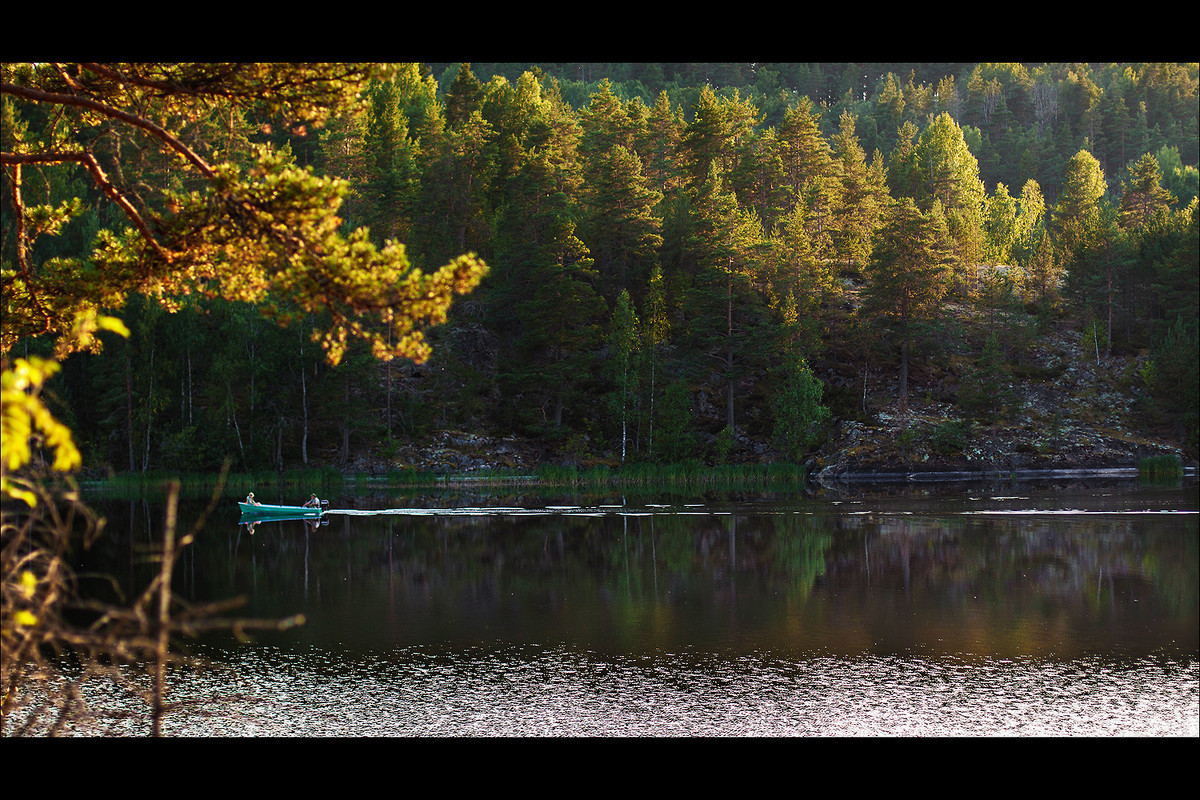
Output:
[1, 62, 487, 365]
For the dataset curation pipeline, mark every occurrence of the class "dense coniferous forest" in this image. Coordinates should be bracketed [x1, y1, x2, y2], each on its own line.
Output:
[4, 62, 1198, 477]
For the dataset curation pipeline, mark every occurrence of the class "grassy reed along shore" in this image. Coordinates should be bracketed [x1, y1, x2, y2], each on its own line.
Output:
[81, 461, 811, 499]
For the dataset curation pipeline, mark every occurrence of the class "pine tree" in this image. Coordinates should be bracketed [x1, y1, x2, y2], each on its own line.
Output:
[771, 300, 830, 461]
[887, 120, 922, 200]
[317, 103, 371, 231]
[831, 110, 889, 274]
[862, 197, 954, 412]
[680, 86, 759, 193]
[959, 331, 1014, 426]
[777, 97, 836, 208]
[684, 163, 769, 432]
[1067, 205, 1133, 357]
[363, 77, 420, 243]
[418, 108, 498, 263]
[1014, 179, 1047, 262]
[444, 63, 485, 127]
[983, 183, 1020, 265]
[764, 205, 835, 357]
[1150, 314, 1199, 450]
[729, 126, 791, 233]
[912, 112, 987, 284]
[488, 97, 602, 434]
[1025, 227, 1062, 313]
[0, 63, 487, 367]
[653, 379, 698, 464]
[636, 90, 684, 198]
[1150, 199, 1200, 330]
[1053, 149, 1107, 257]
[579, 82, 664, 303]
[641, 266, 671, 459]
[579, 79, 638, 156]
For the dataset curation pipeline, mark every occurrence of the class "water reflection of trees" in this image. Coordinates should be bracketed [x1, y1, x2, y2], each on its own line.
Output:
[86, 499, 1197, 656]
[821, 513, 1197, 608]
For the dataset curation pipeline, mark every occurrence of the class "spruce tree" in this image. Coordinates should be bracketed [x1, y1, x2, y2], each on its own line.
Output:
[1119, 152, 1173, 232]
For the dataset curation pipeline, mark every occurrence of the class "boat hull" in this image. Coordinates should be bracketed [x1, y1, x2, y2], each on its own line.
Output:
[238, 502, 323, 517]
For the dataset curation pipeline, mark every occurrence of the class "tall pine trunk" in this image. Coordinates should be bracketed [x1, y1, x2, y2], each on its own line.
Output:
[726, 269, 735, 430]
[126, 346, 135, 473]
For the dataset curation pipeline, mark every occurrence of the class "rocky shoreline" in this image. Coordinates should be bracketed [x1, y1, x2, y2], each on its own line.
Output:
[342, 422, 1193, 486]
[809, 321, 1195, 483]
[332, 318, 1195, 485]
[808, 401, 1192, 482]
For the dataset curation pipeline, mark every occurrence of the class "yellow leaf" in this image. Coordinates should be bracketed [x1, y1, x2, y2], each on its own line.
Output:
[98, 315, 130, 338]
[0, 478, 37, 507]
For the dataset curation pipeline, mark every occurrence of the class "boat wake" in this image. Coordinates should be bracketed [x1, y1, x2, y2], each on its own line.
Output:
[324, 506, 700, 517]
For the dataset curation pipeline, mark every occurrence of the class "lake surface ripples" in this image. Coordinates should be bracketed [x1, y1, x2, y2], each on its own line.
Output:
[70, 479, 1198, 737]
[137, 645, 1197, 737]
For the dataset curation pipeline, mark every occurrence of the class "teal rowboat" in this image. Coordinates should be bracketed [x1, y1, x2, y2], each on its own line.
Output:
[238, 502, 323, 518]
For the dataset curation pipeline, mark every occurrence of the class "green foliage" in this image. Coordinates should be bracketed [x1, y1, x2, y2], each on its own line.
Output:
[1024, 227, 1062, 312]
[606, 289, 641, 460]
[1053, 149, 1107, 255]
[3, 59, 1198, 738]
[1119, 153, 1173, 232]
[830, 111, 889, 274]
[652, 380, 697, 464]
[958, 333, 1015, 424]
[2, 64, 488, 367]
[983, 183, 1020, 264]
[909, 112, 988, 270]
[3, 62, 1196, 476]
[1150, 316, 1199, 449]
[1138, 454, 1183, 478]
[772, 352, 830, 461]
[862, 197, 954, 409]
[1154, 145, 1199, 208]
[713, 425, 735, 463]
[927, 420, 970, 456]
[863, 198, 953, 325]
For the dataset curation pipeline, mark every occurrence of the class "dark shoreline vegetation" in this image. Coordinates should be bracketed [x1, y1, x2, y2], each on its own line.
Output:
[78, 454, 1190, 502]
[81, 462, 811, 499]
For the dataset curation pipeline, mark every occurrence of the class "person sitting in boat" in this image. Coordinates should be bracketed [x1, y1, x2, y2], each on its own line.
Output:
[303, 493, 320, 508]
[246, 492, 260, 506]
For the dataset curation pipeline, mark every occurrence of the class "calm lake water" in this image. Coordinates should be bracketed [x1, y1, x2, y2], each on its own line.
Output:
[72, 477, 1198, 737]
